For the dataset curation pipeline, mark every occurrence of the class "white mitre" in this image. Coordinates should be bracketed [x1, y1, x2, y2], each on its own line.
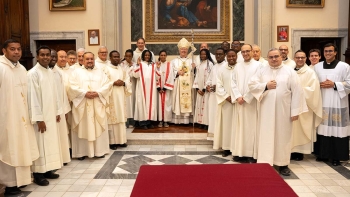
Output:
[178, 38, 191, 49]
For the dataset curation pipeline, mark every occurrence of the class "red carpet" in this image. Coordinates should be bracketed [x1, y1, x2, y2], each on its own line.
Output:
[131, 163, 297, 197]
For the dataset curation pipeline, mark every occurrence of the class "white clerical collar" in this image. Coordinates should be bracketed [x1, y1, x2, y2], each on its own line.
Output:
[96, 57, 108, 63]
[3, 56, 18, 68]
[270, 65, 283, 69]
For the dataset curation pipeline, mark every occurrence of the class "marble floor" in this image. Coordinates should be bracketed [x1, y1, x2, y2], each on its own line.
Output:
[6, 129, 350, 197]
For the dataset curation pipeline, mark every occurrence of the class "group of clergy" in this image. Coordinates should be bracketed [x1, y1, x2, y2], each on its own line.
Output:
[1, 36, 350, 195]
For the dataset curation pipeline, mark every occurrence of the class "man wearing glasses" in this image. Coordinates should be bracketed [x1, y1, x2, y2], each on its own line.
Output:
[290, 50, 323, 161]
[248, 48, 307, 176]
[313, 43, 350, 166]
[279, 45, 296, 69]
[95, 46, 110, 74]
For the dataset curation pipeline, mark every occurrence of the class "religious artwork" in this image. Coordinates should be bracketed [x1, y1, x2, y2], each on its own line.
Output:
[286, 0, 325, 8]
[277, 26, 289, 42]
[88, 29, 100, 46]
[145, 0, 230, 42]
[49, 0, 86, 11]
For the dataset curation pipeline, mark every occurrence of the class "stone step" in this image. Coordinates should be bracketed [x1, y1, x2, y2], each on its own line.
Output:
[128, 139, 213, 145]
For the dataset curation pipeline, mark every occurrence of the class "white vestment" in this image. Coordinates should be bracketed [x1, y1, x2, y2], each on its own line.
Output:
[292, 64, 323, 154]
[171, 57, 196, 124]
[68, 66, 112, 158]
[258, 57, 268, 67]
[106, 64, 132, 145]
[95, 57, 110, 74]
[52, 66, 72, 164]
[248, 65, 307, 166]
[206, 61, 227, 140]
[236, 51, 244, 63]
[121, 61, 136, 118]
[157, 61, 175, 122]
[132, 62, 160, 121]
[283, 57, 296, 69]
[213, 64, 236, 150]
[28, 63, 63, 173]
[193, 60, 213, 125]
[90, 36, 98, 44]
[195, 53, 216, 65]
[132, 48, 155, 63]
[0, 56, 39, 187]
[230, 59, 260, 157]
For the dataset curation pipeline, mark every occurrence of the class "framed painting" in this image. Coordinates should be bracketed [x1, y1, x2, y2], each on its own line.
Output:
[277, 26, 289, 42]
[145, 0, 230, 42]
[88, 29, 100, 46]
[49, 0, 86, 11]
[286, 0, 325, 8]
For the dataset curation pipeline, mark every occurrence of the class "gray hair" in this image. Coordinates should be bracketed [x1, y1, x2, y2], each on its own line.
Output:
[267, 48, 281, 56]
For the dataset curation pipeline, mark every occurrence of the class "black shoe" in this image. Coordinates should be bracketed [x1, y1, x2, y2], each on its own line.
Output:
[33, 173, 49, 186]
[5, 186, 21, 195]
[198, 125, 204, 129]
[110, 144, 117, 150]
[222, 150, 231, 157]
[316, 157, 328, 162]
[291, 153, 304, 161]
[248, 157, 257, 163]
[204, 125, 208, 130]
[95, 155, 105, 159]
[78, 156, 86, 160]
[279, 166, 291, 176]
[118, 143, 128, 148]
[142, 126, 148, 130]
[233, 156, 240, 162]
[63, 163, 68, 166]
[18, 185, 27, 189]
[43, 171, 59, 179]
[332, 160, 340, 166]
[148, 124, 154, 129]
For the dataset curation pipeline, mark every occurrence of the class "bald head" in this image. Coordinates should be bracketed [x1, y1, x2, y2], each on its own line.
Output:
[98, 46, 108, 61]
[200, 43, 209, 50]
[57, 50, 67, 67]
[279, 44, 289, 60]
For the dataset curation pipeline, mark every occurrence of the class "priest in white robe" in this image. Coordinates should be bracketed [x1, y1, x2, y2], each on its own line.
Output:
[291, 50, 323, 161]
[279, 45, 296, 69]
[193, 49, 214, 129]
[206, 48, 227, 140]
[95, 46, 110, 73]
[132, 50, 160, 129]
[49, 52, 72, 165]
[314, 43, 350, 166]
[230, 45, 261, 162]
[156, 50, 175, 127]
[252, 44, 268, 67]
[171, 38, 196, 124]
[68, 52, 112, 160]
[213, 49, 237, 157]
[248, 48, 307, 176]
[106, 50, 131, 150]
[132, 37, 155, 63]
[231, 40, 244, 63]
[28, 46, 63, 186]
[56, 50, 75, 86]
[0, 40, 39, 195]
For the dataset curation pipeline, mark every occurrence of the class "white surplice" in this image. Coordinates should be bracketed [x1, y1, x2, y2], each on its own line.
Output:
[213, 64, 236, 150]
[27, 63, 63, 173]
[206, 61, 227, 140]
[248, 64, 307, 166]
[157, 61, 175, 122]
[236, 51, 244, 63]
[95, 57, 110, 74]
[132, 48, 155, 63]
[132, 62, 160, 121]
[0, 56, 39, 187]
[171, 57, 196, 124]
[230, 59, 260, 158]
[292, 64, 323, 154]
[68, 66, 112, 158]
[52, 66, 72, 164]
[121, 61, 136, 119]
[106, 63, 132, 145]
[193, 60, 213, 125]
[283, 57, 296, 69]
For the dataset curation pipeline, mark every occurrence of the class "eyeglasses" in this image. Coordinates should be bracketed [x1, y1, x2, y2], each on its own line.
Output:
[231, 44, 240, 46]
[241, 50, 251, 54]
[268, 55, 280, 59]
[99, 52, 107, 54]
[294, 57, 306, 59]
[324, 50, 334, 53]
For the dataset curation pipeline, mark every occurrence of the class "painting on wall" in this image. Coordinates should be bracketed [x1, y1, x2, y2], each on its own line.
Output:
[277, 26, 289, 42]
[88, 29, 100, 46]
[145, 0, 230, 42]
[49, 0, 86, 11]
[286, 0, 325, 8]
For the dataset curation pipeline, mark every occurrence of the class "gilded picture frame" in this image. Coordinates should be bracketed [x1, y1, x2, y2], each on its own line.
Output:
[88, 29, 100, 46]
[286, 0, 325, 8]
[49, 0, 86, 11]
[145, 0, 230, 42]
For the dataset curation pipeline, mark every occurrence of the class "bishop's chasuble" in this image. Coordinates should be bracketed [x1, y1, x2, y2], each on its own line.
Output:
[0, 56, 39, 187]
[106, 63, 132, 145]
[68, 66, 112, 158]
[248, 64, 307, 166]
[28, 63, 63, 173]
